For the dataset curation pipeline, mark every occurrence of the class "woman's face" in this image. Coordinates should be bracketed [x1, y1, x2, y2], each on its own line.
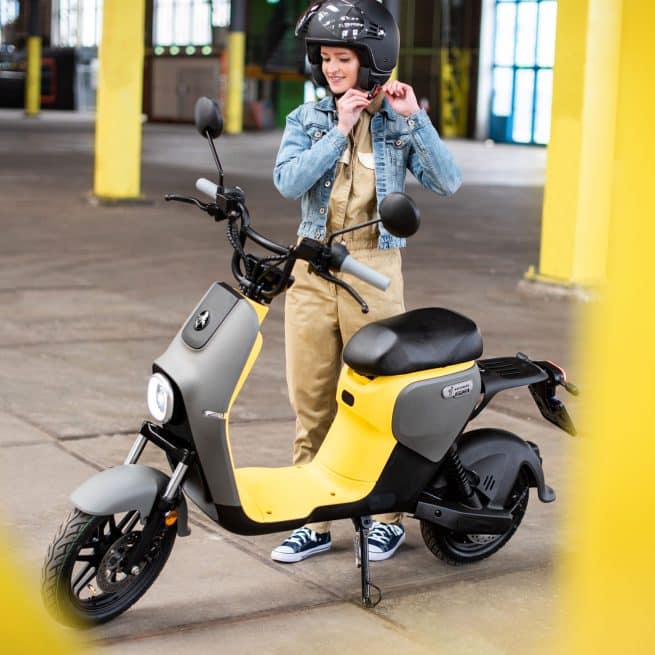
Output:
[320, 46, 360, 94]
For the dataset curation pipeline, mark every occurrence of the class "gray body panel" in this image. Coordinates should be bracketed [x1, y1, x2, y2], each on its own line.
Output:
[156, 283, 260, 507]
[70, 464, 190, 536]
[392, 365, 481, 462]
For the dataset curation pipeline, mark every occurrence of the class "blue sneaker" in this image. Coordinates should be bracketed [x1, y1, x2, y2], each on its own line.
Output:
[367, 522, 406, 561]
[271, 527, 331, 563]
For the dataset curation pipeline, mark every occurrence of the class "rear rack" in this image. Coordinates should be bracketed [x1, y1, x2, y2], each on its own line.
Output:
[471, 355, 548, 418]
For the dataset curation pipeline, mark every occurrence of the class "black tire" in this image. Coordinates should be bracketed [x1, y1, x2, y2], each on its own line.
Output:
[42, 508, 176, 626]
[420, 470, 530, 565]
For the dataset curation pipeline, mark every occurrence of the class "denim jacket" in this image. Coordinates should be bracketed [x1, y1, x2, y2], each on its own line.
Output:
[274, 95, 462, 248]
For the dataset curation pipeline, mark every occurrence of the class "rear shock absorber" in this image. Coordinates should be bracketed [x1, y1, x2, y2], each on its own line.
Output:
[445, 445, 483, 509]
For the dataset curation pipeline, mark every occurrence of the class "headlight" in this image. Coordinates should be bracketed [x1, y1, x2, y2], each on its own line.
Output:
[147, 373, 175, 423]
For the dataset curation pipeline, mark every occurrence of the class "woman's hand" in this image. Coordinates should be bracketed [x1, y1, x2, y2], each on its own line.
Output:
[336, 89, 371, 135]
[382, 81, 421, 117]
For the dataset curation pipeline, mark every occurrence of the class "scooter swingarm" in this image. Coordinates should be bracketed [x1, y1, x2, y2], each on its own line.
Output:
[415, 493, 513, 533]
[70, 464, 190, 536]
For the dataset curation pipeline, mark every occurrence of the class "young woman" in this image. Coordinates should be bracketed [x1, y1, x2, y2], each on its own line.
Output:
[271, 0, 462, 563]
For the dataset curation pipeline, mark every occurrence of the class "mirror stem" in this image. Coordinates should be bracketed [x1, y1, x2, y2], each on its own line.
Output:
[205, 130, 224, 189]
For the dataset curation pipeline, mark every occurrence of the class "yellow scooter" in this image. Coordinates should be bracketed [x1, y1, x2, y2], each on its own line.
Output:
[42, 98, 577, 626]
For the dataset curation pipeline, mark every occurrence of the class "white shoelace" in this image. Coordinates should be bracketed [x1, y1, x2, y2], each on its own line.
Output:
[285, 528, 316, 547]
[369, 523, 403, 545]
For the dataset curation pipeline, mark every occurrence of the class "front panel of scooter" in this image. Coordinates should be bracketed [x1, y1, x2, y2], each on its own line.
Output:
[155, 283, 265, 510]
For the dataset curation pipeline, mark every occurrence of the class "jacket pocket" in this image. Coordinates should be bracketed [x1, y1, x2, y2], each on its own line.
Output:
[385, 133, 410, 167]
[306, 123, 328, 142]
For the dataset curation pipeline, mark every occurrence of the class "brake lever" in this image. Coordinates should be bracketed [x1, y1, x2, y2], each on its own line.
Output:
[165, 193, 210, 209]
[165, 194, 225, 221]
[313, 266, 369, 313]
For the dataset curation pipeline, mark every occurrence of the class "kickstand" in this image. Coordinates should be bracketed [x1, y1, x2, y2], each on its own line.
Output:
[352, 516, 382, 608]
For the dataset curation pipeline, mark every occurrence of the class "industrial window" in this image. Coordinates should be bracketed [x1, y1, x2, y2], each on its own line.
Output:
[49, 1, 231, 49]
[153, 0, 231, 46]
[490, 0, 556, 144]
[0, 0, 18, 45]
[51, 0, 103, 47]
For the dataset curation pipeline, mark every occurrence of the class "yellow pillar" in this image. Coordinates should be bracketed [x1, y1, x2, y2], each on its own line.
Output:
[440, 48, 471, 138]
[1, 537, 80, 653]
[226, 31, 245, 135]
[25, 36, 42, 117]
[93, 0, 146, 200]
[553, 3, 655, 654]
[526, 0, 622, 288]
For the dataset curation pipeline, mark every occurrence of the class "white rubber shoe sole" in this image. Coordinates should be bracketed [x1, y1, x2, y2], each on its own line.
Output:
[271, 541, 332, 563]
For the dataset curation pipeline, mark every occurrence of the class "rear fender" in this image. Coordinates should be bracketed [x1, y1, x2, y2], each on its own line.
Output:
[456, 428, 555, 507]
[70, 464, 190, 537]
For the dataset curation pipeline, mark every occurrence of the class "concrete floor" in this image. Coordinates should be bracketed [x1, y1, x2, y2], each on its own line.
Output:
[0, 111, 583, 654]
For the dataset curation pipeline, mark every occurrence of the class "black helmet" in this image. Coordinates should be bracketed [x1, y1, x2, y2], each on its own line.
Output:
[295, 0, 400, 92]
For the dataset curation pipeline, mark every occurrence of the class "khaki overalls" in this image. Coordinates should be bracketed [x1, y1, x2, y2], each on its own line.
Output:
[285, 94, 404, 532]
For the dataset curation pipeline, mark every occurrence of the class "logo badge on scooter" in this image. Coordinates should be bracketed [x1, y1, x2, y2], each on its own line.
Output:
[442, 380, 474, 399]
[194, 310, 211, 331]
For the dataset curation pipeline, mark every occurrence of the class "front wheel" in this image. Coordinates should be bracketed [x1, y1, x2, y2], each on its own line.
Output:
[420, 470, 530, 565]
[42, 508, 176, 626]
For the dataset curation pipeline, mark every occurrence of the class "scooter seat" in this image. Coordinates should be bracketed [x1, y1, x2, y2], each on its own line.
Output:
[343, 308, 483, 376]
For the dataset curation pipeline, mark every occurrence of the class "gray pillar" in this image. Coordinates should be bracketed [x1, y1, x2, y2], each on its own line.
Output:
[230, 0, 246, 32]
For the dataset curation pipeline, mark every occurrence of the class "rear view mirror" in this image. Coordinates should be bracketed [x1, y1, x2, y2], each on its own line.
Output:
[379, 193, 420, 238]
[194, 97, 223, 139]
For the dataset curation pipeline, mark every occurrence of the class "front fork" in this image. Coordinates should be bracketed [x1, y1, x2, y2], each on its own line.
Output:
[123, 426, 193, 572]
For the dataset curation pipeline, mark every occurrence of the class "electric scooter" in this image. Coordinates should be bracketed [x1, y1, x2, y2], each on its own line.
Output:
[42, 98, 578, 626]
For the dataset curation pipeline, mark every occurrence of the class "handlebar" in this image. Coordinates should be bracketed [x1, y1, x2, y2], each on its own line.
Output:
[196, 177, 218, 200]
[339, 254, 390, 291]
[177, 178, 393, 309]
[196, 177, 289, 256]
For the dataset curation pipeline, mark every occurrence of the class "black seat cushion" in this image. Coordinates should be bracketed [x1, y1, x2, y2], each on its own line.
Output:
[343, 308, 483, 377]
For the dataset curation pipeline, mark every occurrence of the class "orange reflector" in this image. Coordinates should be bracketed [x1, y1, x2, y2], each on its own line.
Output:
[164, 510, 178, 527]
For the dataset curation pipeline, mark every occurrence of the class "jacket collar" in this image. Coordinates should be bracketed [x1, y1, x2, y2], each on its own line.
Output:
[314, 94, 395, 119]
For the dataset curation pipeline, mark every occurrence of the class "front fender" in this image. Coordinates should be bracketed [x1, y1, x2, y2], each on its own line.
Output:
[456, 428, 556, 508]
[70, 464, 190, 536]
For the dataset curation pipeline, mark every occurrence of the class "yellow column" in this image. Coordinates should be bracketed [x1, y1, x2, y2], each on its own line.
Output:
[554, 3, 655, 654]
[93, 0, 146, 200]
[24, 36, 42, 117]
[440, 48, 471, 138]
[526, 0, 622, 288]
[226, 31, 245, 135]
[1, 537, 79, 653]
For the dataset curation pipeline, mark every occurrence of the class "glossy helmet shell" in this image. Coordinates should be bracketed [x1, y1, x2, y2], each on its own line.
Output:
[295, 0, 400, 92]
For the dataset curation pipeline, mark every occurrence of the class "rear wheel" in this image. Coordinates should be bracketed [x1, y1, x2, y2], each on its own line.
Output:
[420, 470, 530, 565]
[42, 508, 176, 626]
